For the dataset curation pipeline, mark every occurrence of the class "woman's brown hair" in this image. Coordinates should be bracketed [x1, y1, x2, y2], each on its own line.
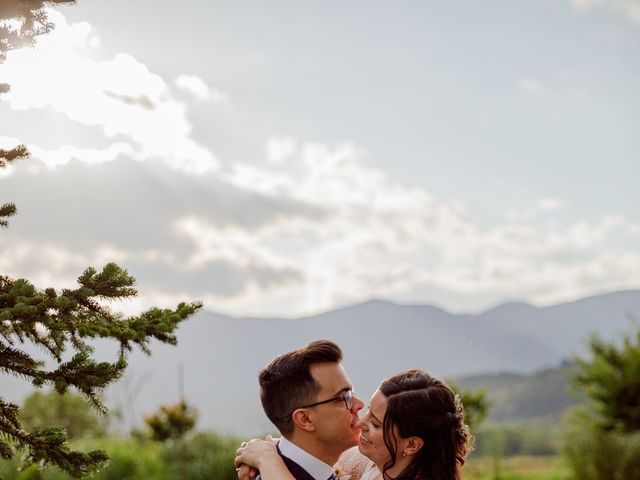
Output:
[379, 369, 470, 480]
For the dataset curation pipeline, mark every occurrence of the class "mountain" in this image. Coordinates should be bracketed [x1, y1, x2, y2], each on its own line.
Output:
[455, 360, 580, 423]
[5, 290, 640, 436]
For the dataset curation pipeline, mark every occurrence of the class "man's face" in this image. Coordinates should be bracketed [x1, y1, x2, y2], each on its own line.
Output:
[307, 362, 364, 455]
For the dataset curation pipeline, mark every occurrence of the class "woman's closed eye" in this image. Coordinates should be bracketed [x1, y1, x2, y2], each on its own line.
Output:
[363, 409, 381, 429]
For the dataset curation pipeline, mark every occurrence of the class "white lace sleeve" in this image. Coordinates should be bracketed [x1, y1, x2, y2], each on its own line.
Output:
[336, 447, 380, 480]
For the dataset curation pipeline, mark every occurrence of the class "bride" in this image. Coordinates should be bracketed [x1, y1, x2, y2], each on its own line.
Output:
[236, 369, 470, 480]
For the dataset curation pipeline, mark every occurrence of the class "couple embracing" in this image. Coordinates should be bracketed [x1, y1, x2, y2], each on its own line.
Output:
[236, 340, 470, 480]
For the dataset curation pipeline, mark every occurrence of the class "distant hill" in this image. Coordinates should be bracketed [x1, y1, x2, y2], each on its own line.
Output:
[5, 290, 639, 436]
[455, 360, 580, 423]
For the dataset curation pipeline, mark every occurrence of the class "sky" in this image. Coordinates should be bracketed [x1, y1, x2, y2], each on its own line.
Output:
[1, 0, 639, 318]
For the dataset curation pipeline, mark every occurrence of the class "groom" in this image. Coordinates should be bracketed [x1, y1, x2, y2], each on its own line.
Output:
[251, 340, 364, 480]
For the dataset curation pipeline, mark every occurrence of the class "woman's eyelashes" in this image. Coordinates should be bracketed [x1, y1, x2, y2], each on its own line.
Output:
[363, 409, 381, 428]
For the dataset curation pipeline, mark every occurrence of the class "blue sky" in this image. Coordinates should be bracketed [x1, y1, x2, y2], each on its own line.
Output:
[1, 0, 639, 317]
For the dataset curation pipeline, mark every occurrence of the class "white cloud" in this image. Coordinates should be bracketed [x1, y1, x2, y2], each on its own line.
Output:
[3, 136, 639, 317]
[0, 10, 219, 174]
[166, 139, 640, 316]
[569, 0, 640, 25]
[29, 143, 138, 169]
[266, 137, 297, 164]
[2, 9, 638, 318]
[175, 75, 232, 105]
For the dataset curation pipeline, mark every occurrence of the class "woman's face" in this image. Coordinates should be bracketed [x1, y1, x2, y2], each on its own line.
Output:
[357, 389, 391, 467]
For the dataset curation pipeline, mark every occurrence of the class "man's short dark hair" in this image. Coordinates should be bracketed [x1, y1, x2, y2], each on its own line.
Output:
[259, 339, 343, 436]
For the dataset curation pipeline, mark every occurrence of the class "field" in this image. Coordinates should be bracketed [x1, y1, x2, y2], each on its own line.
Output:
[464, 455, 571, 480]
[1, 448, 572, 480]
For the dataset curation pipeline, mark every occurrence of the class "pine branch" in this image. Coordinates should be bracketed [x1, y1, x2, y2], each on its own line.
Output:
[0, 144, 29, 168]
[1, 4, 203, 476]
[0, 345, 43, 379]
[0, 418, 108, 478]
[0, 203, 17, 228]
[0, 144, 28, 228]
[0, 1, 77, 56]
[0, 265, 202, 476]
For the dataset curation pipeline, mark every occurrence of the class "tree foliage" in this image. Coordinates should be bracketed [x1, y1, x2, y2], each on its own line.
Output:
[574, 324, 640, 433]
[0, 2, 203, 477]
[144, 401, 198, 443]
[1, 0, 70, 228]
[458, 386, 490, 432]
[447, 381, 490, 432]
[562, 323, 640, 479]
[20, 389, 106, 441]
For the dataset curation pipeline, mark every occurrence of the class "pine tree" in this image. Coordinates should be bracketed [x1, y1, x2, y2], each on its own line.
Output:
[562, 324, 640, 479]
[144, 401, 198, 443]
[574, 324, 640, 433]
[1, 2, 203, 477]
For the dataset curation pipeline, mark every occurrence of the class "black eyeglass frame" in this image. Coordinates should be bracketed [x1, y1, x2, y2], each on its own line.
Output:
[286, 389, 354, 419]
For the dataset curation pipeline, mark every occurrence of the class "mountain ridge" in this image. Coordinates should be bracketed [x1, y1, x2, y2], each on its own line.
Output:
[5, 289, 639, 436]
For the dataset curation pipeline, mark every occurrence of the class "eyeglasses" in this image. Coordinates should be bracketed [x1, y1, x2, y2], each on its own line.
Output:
[287, 390, 354, 418]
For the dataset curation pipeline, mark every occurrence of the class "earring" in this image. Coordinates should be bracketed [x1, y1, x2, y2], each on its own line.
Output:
[402, 451, 407, 457]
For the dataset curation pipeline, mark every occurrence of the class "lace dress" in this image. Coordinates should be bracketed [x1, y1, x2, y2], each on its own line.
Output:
[337, 447, 380, 480]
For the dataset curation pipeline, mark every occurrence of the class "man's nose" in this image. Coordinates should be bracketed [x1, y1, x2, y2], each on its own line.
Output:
[352, 394, 365, 412]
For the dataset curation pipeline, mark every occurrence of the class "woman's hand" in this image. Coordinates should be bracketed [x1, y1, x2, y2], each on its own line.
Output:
[235, 435, 278, 470]
[236, 464, 257, 480]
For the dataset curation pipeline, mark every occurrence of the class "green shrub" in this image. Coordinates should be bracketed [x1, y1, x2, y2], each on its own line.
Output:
[90, 439, 164, 480]
[0, 438, 166, 480]
[162, 432, 240, 480]
[0, 458, 69, 479]
[473, 424, 559, 457]
[563, 407, 640, 480]
[0, 432, 242, 480]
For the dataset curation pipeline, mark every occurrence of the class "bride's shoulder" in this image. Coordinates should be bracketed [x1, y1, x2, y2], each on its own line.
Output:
[337, 447, 379, 480]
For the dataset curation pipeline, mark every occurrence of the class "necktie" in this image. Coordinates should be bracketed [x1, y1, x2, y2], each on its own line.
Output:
[328, 473, 339, 480]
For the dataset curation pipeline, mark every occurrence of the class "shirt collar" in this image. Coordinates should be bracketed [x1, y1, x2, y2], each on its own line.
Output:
[279, 436, 336, 480]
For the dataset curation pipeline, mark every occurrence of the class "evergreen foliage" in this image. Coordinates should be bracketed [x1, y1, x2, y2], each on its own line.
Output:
[563, 324, 640, 479]
[447, 381, 490, 431]
[144, 401, 198, 443]
[20, 390, 106, 440]
[0, 231, 201, 477]
[563, 406, 640, 480]
[0, 2, 203, 476]
[574, 326, 640, 433]
[457, 386, 490, 432]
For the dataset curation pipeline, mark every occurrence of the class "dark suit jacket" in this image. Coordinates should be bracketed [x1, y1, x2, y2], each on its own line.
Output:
[276, 442, 317, 480]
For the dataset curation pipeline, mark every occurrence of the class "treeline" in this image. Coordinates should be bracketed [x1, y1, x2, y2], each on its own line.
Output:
[0, 434, 240, 480]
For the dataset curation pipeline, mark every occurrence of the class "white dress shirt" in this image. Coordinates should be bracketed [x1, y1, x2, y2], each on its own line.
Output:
[279, 436, 336, 480]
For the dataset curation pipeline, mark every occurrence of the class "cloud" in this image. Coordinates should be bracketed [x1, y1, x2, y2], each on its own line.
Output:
[266, 137, 297, 164]
[1, 9, 638, 318]
[0, 10, 219, 174]
[28, 143, 138, 169]
[568, 0, 640, 25]
[2, 136, 639, 317]
[175, 75, 232, 105]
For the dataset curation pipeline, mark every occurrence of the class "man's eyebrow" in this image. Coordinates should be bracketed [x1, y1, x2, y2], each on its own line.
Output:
[331, 386, 352, 397]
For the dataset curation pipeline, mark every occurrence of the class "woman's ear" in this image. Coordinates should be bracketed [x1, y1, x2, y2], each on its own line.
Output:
[403, 436, 424, 456]
[291, 409, 316, 432]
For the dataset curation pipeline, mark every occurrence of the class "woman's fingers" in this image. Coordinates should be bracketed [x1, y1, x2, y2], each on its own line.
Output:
[236, 464, 254, 480]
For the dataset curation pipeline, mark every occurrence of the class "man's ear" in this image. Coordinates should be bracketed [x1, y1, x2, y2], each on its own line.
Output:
[291, 409, 316, 432]
[403, 436, 424, 456]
